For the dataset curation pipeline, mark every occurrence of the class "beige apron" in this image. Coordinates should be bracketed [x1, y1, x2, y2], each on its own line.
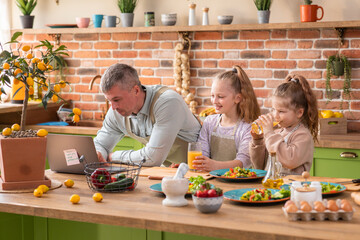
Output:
[210, 115, 239, 162]
[125, 87, 189, 167]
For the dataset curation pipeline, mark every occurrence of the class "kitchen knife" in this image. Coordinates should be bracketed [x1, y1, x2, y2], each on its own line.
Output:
[336, 179, 360, 184]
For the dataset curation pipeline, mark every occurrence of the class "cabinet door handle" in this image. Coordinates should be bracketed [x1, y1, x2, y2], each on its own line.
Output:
[340, 152, 358, 158]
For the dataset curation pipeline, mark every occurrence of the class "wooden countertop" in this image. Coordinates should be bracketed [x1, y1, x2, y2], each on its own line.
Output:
[0, 102, 61, 114]
[0, 170, 359, 240]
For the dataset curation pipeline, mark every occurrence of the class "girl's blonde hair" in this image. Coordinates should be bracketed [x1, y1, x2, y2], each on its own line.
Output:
[215, 65, 260, 123]
[274, 74, 319, 141]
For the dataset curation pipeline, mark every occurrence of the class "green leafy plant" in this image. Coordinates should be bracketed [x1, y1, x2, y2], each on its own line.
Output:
[325, 54, 352, 103]
[0, 32, 69, 131]
[304, 0, 312, 5]
[117, 0, 138, 13]
[253, 0, 272, 11]
[16, 0, 37, 15]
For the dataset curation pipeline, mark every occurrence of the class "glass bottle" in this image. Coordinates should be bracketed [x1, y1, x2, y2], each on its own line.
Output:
[262, 152, 284, 189]
[188, 3, 196, 26]
[202, 7, 209, 25]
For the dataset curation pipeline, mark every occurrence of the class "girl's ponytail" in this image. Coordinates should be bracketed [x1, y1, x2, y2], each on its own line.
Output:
[233, 65, 260, 123]
[283, 74, 319, 141]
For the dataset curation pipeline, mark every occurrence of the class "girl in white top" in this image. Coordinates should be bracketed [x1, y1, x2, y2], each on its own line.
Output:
[195, 65, 261, 171]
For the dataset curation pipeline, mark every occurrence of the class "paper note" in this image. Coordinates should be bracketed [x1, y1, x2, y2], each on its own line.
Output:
[63, 149, 80, 166]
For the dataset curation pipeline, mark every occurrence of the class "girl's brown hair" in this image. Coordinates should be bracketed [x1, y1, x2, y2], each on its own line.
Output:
[215, 65, 260, 123]
[274, 74, 319, 141]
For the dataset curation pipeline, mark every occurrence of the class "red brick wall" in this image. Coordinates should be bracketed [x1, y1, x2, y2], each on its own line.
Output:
[19, 28, 360, 132]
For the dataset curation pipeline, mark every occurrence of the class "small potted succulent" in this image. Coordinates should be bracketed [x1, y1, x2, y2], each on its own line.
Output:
[117, 0, 138, 27]
[300, 0, 324, 22]
[0, 32, 70, 190]
[253, 0, 272, 24]
[325, 54, 352, 101]
[16, 0, 37, 29]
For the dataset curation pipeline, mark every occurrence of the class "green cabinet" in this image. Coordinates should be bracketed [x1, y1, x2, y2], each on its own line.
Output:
[313, 147, 360, 178]
[0, 213, 223, 240]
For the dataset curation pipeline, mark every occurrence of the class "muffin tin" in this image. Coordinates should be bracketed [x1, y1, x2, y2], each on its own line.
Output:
[282, 199, 355, 221]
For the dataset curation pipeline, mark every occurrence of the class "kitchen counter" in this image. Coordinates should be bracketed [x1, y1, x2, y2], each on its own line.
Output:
[0, 170, 359, 240]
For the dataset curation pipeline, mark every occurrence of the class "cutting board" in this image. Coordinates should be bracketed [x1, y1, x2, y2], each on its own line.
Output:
[284, 175, 360, 191]
[139, 167, 212, 180]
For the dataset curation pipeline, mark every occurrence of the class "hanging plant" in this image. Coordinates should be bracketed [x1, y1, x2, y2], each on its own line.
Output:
[325, 54, 351, 101]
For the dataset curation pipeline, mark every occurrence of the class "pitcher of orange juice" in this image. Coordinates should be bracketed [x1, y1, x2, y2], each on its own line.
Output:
[188, 142, 202, 171]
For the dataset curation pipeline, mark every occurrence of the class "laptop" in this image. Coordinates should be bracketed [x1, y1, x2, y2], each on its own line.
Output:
[47, 134, 124, 174]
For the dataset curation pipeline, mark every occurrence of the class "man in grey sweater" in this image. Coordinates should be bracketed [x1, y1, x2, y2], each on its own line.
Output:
[94, 63, 201, 166]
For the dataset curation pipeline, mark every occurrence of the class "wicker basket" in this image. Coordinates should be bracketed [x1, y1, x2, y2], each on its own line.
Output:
[84, 161, 144, 193]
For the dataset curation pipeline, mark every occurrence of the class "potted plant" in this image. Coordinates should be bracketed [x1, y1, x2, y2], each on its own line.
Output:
[253, 0, 272, 24]
[0, 32, 69, 190]
[118, 0, 138, 27]
[325, 54, 352, 101]
[300, 0, 324, 22]
[16, 0, 37, 29]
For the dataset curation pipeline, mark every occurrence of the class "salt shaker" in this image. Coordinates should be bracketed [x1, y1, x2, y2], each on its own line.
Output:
[202, 7, 209, 25]
[310, 181, 323, 202]
[188, 3, 196, 26]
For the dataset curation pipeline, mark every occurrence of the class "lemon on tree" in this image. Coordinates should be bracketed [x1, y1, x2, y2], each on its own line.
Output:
[22, 45, 31, 52]
[2, 62, 10, 69]
[72, 108, 82, 115]
[70, 194, 80, 204]
[72, 114, 80, 123]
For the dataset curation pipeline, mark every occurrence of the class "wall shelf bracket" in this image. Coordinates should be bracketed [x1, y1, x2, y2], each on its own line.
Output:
[48, 34, 61, 46]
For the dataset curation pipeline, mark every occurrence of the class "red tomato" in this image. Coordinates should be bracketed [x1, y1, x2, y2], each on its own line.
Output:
[111, 177, 117, 182]
[196, 190, 208, 198]
[230, 168, 234, 173]
[207, 189, 217, 197]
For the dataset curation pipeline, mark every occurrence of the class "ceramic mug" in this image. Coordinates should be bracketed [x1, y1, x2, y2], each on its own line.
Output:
[104, 15, 120, 28]
[92, 14, 104, 28]
[300, 5, 324, 22]
[76, 17, 90, 28]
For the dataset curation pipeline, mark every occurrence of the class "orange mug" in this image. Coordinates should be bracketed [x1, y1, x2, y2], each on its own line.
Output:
[300, 5, 324, 22]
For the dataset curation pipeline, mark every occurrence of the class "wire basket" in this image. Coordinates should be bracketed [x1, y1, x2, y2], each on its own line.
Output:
[83, 160, 144, 193]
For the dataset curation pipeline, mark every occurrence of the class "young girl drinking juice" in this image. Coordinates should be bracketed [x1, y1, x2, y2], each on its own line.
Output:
[249, 74, 319, 175]
[194, 65, 261, 171]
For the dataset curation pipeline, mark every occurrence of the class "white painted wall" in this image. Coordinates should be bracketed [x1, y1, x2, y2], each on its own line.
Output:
[10, 0, 360, 29]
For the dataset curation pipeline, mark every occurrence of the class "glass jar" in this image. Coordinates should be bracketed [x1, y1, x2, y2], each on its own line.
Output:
[251, 121, 279, 135]
[262, 152, 284, 189]
[144, 12, 155, 27]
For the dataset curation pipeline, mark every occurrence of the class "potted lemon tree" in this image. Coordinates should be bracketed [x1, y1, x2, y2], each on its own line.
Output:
[0, 32, 69, 190]
[16, 0, 37, 29]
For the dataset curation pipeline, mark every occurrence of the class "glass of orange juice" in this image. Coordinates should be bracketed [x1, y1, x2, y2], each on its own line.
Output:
[188, 142, 202, 172]
[251, 121, 279, 135]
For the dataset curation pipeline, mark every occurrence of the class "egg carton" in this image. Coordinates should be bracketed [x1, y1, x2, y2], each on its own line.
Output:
[282, 199, 355, 221]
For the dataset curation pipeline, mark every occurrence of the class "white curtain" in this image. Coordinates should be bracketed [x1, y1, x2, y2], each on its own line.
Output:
[0, 0, 11, 47]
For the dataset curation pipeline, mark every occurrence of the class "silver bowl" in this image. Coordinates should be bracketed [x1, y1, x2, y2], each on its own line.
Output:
[217, 15, 233, 25]
[192, 195, 223, 213]
[161, 13, 177, 26]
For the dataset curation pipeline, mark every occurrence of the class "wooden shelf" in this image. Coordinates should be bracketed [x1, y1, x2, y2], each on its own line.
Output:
[11, 20, 360, 34]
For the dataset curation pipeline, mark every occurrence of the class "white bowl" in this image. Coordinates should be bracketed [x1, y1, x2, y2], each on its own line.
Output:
[217, 15, 233, 25]
[192, 195, 223, 213]
[161, 13, 177, 26]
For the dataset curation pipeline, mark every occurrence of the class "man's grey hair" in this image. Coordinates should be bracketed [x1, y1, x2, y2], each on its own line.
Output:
[100, 63, 141, 93]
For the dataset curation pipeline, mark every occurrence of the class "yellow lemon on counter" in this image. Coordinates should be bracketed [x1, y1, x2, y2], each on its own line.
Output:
[2, 128, 12, 136]
[22, 45, 31, 51]
[320, 110, 334, 119]
[333, 112, 344, 118]
[70, 194, 80, 204]
[92, 193, 103, 202]
[11, 124, 20, 131]
[37, 129, 48, 137]
[64, 179, 74, 188]
[2, 62, 10, 69]
[33, 188, 43, 198]
[37, 185, 49, 193]
[72, 108, 82, 115]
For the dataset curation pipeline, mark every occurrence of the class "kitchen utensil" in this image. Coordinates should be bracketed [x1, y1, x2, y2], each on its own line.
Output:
[336, 179, 360, 184]
[76, 17, 90, 28]
[92, 14, 104, 28]
[104, 15, 120, 27]
[162, 177, 188, 207]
